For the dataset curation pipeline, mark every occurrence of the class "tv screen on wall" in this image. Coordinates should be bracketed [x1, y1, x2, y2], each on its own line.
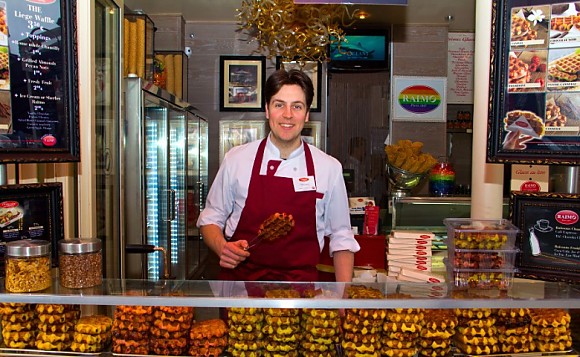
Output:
[328, 29, 390, 72]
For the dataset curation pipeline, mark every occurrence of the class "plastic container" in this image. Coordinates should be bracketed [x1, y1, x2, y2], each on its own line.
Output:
[450, 267, 517, 290]
[443, 218, 519, 250]
[429, 157, 455, 196]
[59, 238, 103, 289]
[5, 240, 52, 292]
[450, 248, 519, 269]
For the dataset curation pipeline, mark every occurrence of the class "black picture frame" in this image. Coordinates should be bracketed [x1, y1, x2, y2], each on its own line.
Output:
[0, 183, 64, 274]
[510, 191, 580, 283]
[0, 0, 80, 163]
[488, 0, 580, 165]
[276, 57, 323, 112]
[219, 55, 266, 112]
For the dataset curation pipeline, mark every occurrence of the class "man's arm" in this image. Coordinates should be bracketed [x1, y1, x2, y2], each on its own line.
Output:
[333, 249, 354, 282]
[201, 224, 250, 269]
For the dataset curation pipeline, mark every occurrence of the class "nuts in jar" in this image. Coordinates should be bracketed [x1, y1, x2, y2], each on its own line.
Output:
[59, 238, 102, 289]
[5, 240, 52, 292]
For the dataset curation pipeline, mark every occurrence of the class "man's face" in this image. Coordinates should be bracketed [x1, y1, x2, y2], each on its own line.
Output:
[266, 84, 310, 149]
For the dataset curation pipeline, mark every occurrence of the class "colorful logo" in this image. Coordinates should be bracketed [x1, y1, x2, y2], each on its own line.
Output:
[520, 181, 541, 192]
[555, 210, 578, 225]
[0, 201, 18, 208]
[41, 134, 57, 147]
[398, 85, 441, 114]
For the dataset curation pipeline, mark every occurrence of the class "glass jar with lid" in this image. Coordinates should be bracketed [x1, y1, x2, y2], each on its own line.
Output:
[5, 240, 52, 292]
[59, 238, 102, 289]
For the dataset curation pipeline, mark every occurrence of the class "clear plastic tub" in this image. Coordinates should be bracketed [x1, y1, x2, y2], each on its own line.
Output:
[450, 267, 516, 290]
[450, 248, 519, 269]
[443, 218, 519, 250]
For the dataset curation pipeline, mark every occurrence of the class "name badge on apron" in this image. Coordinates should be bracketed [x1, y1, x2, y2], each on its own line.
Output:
[293, 176, 316, 192]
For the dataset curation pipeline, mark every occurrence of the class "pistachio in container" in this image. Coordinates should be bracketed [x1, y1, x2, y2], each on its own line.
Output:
[58, 238, 102, 289]
[5, 239, 52, 292]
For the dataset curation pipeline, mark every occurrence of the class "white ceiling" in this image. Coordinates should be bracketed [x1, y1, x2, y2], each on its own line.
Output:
[123, 0, 476, 32]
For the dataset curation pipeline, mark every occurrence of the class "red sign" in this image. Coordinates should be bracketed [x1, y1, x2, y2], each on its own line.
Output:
[27, 0, 56, 4]
[555, 210, 579, 225]
[0, 201, 19, 208]
[520, 181, 541, 192]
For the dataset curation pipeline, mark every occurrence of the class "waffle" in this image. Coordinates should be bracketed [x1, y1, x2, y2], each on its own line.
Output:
[511, 15, 532, 38]
[504, 110, 545, 137]
[258, 212, 295, 241]
[551, 16, 575, 31]
[509, 55, 529, 83]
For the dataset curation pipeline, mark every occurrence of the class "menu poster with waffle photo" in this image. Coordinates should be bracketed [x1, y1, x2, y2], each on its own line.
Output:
[488, 0, 580, 164]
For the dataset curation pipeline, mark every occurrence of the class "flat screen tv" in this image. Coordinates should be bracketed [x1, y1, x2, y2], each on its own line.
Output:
[328, 29, 390, 72]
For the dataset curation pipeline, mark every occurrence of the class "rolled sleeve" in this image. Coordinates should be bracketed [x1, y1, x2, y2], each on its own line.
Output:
[328, 228, 360, 257]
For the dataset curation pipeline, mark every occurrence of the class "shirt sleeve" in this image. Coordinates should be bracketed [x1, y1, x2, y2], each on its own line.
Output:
[324, 162, 361, 256]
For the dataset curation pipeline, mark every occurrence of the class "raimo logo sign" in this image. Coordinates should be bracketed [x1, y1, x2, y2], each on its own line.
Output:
[555, 210, 578, 225]
[398, 85, 441, 114]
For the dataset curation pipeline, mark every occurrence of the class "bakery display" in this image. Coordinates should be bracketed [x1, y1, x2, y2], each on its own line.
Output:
[188, 318, 227, 356]
[34, 304, 81, 352]
[302, 289, 341, 356]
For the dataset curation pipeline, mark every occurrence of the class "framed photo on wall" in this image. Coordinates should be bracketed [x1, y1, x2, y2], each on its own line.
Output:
[301, 121, 322, 149]
[276, 57, 322, 112]
[510, 191, 580, 283]
[219, 56, 266, 112]
[219, 120, 267, 163]
[487, 0, 580, 164]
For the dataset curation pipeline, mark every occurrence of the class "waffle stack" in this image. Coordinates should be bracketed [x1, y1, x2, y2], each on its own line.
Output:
[188, 318, 228, 356]
[453, 308, 499, 355]
[496, 308, 534, 354]
[71, 315, 113, 353]
[342, 285, 385, 357]
[0, 303, 36, 349]
[418, 309, 457, 357]
[530, 308, 572, 352]
[227, 307, 264, 357]
[34, 304, 81, 352]
[111, 305, 153, 355]
[150, 306, 194, 355]
[381, 300, 423, 357]
[301, 289, 341, 356]
[262, 289, 302, 357]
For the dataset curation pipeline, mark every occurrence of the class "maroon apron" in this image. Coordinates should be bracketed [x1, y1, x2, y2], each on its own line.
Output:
[219, 139, 321, 282]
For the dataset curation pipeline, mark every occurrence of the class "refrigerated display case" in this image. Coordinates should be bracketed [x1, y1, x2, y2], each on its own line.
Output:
[122, 77, 208, 281]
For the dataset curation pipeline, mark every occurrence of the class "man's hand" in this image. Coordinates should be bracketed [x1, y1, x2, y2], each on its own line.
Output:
[502, 130, 533, 150]
[219, 240, 250, 269]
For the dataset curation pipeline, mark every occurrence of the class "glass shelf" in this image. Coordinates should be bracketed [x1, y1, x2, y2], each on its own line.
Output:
[1, 278, 579, 309]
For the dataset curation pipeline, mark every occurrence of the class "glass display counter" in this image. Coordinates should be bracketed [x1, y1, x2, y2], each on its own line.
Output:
[1, 278, 579, 310]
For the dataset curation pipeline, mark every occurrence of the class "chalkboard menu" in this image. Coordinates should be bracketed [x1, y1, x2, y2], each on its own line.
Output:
[0, 0, 78, 162]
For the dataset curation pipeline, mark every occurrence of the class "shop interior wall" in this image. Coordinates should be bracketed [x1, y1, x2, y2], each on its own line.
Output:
[152, 17, 471, 197]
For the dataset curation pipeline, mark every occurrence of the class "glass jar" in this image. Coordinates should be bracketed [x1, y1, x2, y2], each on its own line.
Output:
[59, 238, 102, 289]
[5, 240, 52, 292]
[429, 156, 456, 196]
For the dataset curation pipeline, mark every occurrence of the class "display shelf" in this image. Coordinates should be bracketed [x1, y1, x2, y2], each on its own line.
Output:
[1, 278, 579, 309]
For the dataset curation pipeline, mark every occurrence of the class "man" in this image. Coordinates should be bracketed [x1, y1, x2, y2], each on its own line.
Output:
[198, 69, 359, 282]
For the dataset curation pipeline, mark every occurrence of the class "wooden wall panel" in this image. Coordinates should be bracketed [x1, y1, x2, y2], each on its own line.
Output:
[150, 15, 185, 51]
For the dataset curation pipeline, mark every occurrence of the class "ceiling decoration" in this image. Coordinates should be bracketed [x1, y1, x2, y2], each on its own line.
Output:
[237, 0, 360, 63]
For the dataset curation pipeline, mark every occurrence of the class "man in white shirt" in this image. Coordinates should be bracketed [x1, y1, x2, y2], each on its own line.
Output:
[197, 69, 359, 282]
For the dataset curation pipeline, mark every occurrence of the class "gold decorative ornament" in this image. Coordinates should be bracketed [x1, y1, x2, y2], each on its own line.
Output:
[237, 0, 359, 63]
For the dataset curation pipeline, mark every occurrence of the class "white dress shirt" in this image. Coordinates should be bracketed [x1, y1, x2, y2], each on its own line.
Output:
[197, 136, 360, 257]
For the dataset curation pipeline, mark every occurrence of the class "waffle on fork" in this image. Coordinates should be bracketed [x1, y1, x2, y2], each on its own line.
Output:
[245, 212, 295, 249]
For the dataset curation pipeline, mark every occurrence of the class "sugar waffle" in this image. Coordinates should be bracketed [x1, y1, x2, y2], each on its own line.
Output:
[246, 212, 295, 249]
[549, 66, 578, 82]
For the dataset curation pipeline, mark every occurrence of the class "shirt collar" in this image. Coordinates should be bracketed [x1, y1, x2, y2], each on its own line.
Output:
[266, 134, 305, 160]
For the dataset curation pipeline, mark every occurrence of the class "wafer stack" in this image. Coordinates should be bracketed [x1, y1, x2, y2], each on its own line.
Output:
[111, 304, 153, 355]
[188, 318, 228, 356]
[342, 285, 385, 357]
[71, 315, 113, 353]
[149, 306, 194, 355]
[381, 298, 423, 357]
[262, 289, 302, 357]
[453, 308, 499, 355]
[34, 304, 80, 351]
[0, 303, 36, 349]
[418, 309, 457, 357]
[227, 307, 264, 357]
[530, 308, 572, 352]
[496, 308, 534, 353]
[301, 289, 341, 356]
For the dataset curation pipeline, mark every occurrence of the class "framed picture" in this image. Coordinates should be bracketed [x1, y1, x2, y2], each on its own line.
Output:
[301, 121, 322, 149]
[219, 120, 267, 163]
[219, 56, 266, 111]
[487, 0, 580, 164]
[0, 0, 80, 163]
[510, 191, 580, 283]
[276, 57, 322, 112]
[0, 183, 64, 273]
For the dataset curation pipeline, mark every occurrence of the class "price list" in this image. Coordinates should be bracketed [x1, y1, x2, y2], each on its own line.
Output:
[1, 0, 65, 149]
